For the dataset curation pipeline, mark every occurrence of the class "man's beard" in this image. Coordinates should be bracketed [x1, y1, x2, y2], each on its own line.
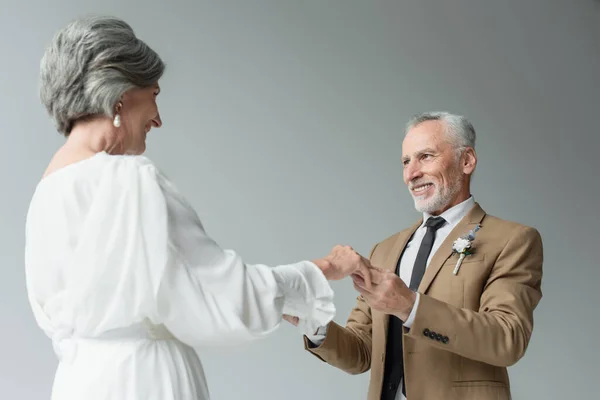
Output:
[410, 167, 462, 214]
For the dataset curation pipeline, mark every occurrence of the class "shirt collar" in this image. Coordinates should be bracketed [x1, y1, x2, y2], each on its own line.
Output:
[422, 196, 475, 229]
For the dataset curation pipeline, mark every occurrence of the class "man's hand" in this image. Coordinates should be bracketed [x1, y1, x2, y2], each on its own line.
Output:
[352, 267, 417, 321]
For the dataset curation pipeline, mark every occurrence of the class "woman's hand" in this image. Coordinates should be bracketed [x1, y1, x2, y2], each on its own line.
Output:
[282, 314, 299, 326]
[312, 245, 373, 289]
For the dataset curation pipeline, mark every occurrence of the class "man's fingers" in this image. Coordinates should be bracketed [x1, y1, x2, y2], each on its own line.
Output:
[351, 272, 369, 289]
[352, 269, 374, 293]
[369, 264, 386, 273]
[368, 266, 385, 284]
[351, 272, 364, 283]
[357, 262, 387, 286]
[353, 281, 370, 297]
[361, 264, 372, 289]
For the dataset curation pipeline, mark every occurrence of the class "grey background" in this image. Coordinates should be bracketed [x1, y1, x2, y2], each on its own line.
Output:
[1, 0, 598, 399]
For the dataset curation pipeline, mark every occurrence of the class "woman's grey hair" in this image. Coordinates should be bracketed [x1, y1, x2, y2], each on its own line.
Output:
[39, 15, 166, 135]
[405, 111, 476, 151]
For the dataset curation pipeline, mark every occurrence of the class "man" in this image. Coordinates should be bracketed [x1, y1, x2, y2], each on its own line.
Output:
[291, 112, 543, 400]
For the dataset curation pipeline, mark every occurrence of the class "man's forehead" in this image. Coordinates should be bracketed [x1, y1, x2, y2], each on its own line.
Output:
[402, 132, 444, 152]
[402, 126, 445, 155]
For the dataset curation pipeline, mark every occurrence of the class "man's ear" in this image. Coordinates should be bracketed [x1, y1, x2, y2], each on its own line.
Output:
[462, 147, 477, 175]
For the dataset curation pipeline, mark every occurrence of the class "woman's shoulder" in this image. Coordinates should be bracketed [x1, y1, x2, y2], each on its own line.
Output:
[109, 153, 171, 184]
[33, 152, 168, 201]
[102, 153, 179, 193]
[103, 153, 192, 214]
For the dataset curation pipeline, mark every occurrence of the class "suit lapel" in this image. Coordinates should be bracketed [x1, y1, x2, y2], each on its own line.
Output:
[382, 219, 423, 272]
[417, 203, 487, 294]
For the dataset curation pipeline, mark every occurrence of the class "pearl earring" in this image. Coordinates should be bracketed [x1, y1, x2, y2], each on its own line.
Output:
[113, 101, 123, 127]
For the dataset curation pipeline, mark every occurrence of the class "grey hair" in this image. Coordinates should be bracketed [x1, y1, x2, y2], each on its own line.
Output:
[39, 15, 166, 135]
[405, 111, 476, 151]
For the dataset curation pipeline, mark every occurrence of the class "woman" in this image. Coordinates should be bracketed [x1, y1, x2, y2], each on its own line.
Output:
[25, 16, 372, 400]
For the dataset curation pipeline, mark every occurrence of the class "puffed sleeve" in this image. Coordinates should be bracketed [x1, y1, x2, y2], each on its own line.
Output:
[140, 160, 336, 346]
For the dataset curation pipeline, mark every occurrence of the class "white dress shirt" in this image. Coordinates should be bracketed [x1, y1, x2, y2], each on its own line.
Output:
[306, 196, 476, 400]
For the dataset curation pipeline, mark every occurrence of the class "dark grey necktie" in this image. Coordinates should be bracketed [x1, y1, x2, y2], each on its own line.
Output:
[408, 216, 447, 290]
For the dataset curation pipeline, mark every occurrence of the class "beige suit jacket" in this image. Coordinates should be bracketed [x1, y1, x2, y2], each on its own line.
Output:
[304, 203, 543, 400]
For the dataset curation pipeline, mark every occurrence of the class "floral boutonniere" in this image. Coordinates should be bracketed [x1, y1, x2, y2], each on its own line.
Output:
[451, 224, 481, 275]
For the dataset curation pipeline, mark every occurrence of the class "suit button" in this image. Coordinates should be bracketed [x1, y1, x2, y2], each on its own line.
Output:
[429, 331, 437, 340]
[423, 328, 430, 337]
[435, 333, 443, 341]
[442, 336, 449, 344]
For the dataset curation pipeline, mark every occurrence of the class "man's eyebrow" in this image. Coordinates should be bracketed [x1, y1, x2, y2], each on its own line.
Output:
[402, 148, 438, 162]
[418, 147, 438, 154]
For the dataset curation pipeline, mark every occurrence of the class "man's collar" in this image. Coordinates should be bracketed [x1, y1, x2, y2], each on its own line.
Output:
[422, 196, 476, 228]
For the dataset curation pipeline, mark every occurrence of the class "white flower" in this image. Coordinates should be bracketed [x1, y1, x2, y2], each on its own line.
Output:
[451, 225, 481, 276]
[452, 237, 471, 254]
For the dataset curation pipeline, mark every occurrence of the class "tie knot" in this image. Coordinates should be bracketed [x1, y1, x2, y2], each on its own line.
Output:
[425, 216, 446, 230]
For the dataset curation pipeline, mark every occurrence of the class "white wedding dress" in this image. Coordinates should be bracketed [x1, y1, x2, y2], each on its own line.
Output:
[24, 151, 335, 400]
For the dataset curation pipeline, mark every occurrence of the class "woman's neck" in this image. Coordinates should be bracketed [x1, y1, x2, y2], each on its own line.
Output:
[66, 118, 125, 155]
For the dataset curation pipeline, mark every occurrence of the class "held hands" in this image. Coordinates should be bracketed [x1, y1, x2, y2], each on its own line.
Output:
[351, 267, 416, 321]
[284, 246, 417, 326]
[283, 245, 373, 327]
[313, 245, 373, 289]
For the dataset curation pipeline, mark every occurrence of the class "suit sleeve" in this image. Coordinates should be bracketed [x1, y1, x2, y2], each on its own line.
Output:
[302, 244, 378, 375]
[406, 225, 543, 366]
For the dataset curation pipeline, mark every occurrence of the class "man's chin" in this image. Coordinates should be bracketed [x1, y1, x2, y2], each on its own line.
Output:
[413, 196, 442, 214]
[413, 199, 429, 213]
[412, 194, 428, 205]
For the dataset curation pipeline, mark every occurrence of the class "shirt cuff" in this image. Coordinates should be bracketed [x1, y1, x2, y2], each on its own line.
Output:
[305, 324, 328, 346]
[272, 261, 335, 336]
[403, 292, 420, 328]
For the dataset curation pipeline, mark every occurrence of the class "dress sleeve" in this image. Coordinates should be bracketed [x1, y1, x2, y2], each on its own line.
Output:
[141, 161, 335, 346]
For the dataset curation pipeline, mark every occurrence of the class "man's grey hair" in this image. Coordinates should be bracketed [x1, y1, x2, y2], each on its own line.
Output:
[405, 111, 476, 151]
[39, 15, 166, 135]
